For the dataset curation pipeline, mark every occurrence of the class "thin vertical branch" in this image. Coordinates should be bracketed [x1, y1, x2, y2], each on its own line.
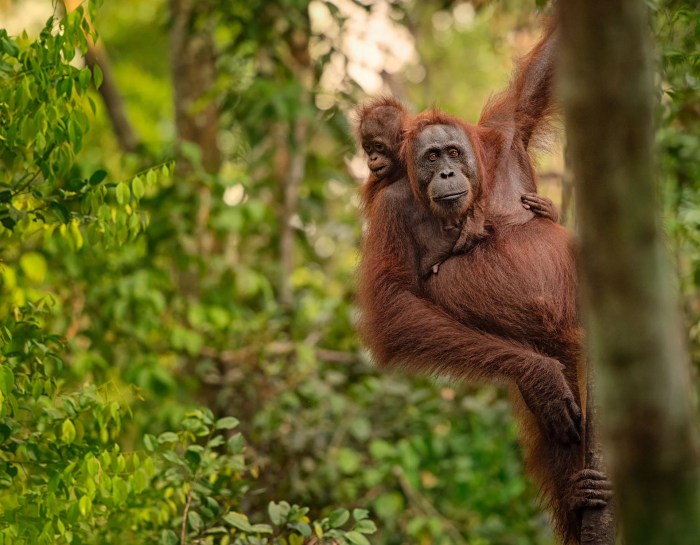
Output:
[279, 114, 309, 309]
[580, 377, 616, 545]
[63, 0, 140, 153]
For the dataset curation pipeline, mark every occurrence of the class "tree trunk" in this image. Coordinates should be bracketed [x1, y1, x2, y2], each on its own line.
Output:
[579, 378, 616, 545]
[169, 0, 221, 260]
[559, 2, 700, 544]
[63, 0, 140, 153]
[169, 0, 221, 175]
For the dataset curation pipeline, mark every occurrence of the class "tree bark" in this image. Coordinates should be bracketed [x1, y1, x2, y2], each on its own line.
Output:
[169, 0, 221, 261]
[63, 0, 140, 153]
[169, 0, 221, 175]
[559, 2, 700, 544]
[579, 378, 616, 545]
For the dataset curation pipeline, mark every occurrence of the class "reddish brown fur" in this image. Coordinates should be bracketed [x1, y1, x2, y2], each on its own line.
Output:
[357, 14, 590, 545]
[356, 99, 472, 278]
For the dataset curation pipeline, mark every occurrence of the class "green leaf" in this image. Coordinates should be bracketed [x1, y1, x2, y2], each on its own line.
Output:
[89, 169, 107, 186]
[161, 529, 179, 545]
[158, 432, 179, 444]
[93, 64, 103, 89]
[86, 456, 100, 478]
[250, 524, 273, 534]
[184, 446, 201, 469]
[352, 509, 369, 522]
[215, 416, 239, 430]
[0, 216, 16, 231]
[115, 182, 129, 205]
[67, 178, 86, 191]
[50, 202, 70, 223]
[223, 512, 253, 532]
[0, 366, 14, 395]
[133, 468, 148, 493]
[35, 131, 46, 151]
[188, 511, 203, 531]
[79, 68, 91, 90]
[61, 419, 76, 444]
[355, 520, 377, 534]
[227, 433, 244, 454]
[78, 495, 91, 517]
[296, 522, 312, 537]
[0, 35, 19, 57]
[20, 252, 47, 283]
[268, 501, 283, 525]
[113, 476, 128, 504]
[143, 434, 157, 452]
[131, 176, 145, 199]
[345, 531, 370, 545]
[329, 508, 349, 528]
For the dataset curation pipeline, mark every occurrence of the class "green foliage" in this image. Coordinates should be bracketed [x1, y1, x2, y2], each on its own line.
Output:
[0, 6, 372, 545]
[0, 9, 159, 251]
[654, 0, 700, 360]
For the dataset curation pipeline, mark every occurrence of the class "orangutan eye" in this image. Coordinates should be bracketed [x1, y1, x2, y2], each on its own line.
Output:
[428, 152, 438, 161]
[449, 148, 459, 158]
[375, 143, 384, 152]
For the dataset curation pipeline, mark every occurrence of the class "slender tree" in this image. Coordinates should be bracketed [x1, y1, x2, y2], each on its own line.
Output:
[169, 0, 221, 175]
[559, 2, 700, 544]
[63, 0, 140, 152]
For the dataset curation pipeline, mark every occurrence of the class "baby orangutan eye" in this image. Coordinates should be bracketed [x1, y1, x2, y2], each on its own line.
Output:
[375, 143, 384, 152]
[449, 148, 459, 158]
[428, 152, 438, 161]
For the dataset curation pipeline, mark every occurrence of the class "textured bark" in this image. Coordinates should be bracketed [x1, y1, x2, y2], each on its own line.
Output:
[63, 0, 140, 152]
[560, 2, 700, 544]
[169, 0, 221, 174]
[83, 44, 140, 153]
[580, 379, 616, 545]
[169, 0, 221, 260]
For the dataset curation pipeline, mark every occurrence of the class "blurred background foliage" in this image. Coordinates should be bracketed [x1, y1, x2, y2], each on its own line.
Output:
[0, 0, 697, 544]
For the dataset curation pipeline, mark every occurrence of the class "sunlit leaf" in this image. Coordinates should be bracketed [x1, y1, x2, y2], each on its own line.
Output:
[216, 416, 239, 430]
[61, 419, 76, 444]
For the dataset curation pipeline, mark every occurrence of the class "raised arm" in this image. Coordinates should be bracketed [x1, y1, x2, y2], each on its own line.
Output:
[478, 14, 558, 151]
[357, 184, 581, 444]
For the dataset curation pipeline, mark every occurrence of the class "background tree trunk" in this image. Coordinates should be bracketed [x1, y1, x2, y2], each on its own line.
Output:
[169, 0, 221, 175]
[559, 2, 700, 544]
[169, 0, 221, 261]
[63, 0, 140, 153]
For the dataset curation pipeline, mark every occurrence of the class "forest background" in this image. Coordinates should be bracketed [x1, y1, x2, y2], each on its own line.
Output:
[0, 1, 698, 544]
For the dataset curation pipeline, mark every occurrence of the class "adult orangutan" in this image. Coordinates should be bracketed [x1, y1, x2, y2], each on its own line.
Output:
[356, 14, 612, 545]
[356, 97, 557, 278]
